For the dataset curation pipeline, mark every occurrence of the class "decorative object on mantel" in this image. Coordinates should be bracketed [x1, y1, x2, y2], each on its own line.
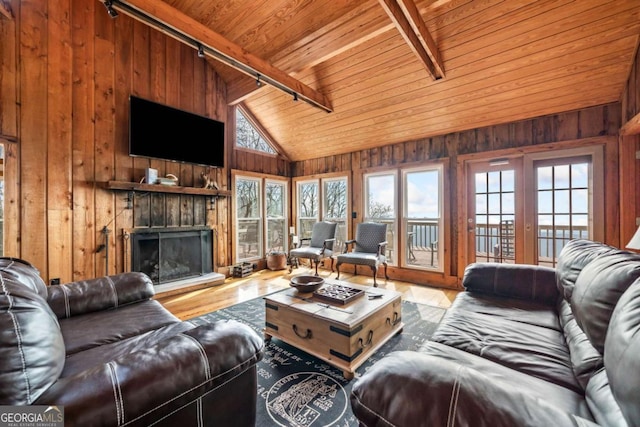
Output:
[145, 167, 158, 184]
[157, 173, 178, 186]
[200, 172, 219, 190]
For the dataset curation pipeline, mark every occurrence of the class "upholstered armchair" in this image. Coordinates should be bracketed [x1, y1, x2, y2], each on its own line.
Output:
[336, 222, 389, 287]
[289, 221, 338, 275]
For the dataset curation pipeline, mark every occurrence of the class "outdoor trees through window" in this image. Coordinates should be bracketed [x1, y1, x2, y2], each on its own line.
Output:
[236, 177, 261, 261]
[236, 108, 277, 154]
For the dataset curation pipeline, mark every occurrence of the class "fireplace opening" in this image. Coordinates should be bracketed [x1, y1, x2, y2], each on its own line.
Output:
[131, 227, 213, 284]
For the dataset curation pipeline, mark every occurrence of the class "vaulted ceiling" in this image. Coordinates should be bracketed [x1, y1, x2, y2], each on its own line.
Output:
[130, 0, 640, 161]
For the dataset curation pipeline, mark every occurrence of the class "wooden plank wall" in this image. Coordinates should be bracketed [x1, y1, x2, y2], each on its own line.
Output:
[292, 103, 622, 286]
[0, 1, 636, 286]
[620, 40, 640, 247]
[0, 0, 238, 283]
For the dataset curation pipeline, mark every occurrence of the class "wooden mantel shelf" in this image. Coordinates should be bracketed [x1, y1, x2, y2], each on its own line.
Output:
[103, 181, 231, 197]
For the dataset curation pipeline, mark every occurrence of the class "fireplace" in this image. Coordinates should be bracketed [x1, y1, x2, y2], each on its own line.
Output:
[131, 227, 213, 285]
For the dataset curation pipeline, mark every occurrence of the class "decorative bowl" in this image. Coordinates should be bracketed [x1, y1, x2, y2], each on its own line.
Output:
[290, 275, 325, 293]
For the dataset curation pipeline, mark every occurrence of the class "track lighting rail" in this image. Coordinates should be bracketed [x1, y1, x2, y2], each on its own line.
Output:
[100, 0, 333, 113]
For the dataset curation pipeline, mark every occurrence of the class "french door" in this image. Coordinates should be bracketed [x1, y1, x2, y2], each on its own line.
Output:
[465, 146, 603, 267]
[467, 159, 523, 264]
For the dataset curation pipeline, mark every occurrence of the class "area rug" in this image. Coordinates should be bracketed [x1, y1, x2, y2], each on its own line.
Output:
[190, 293, 446, 427]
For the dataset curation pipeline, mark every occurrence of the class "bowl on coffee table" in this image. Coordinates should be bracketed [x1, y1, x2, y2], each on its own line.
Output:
[290, 275, 325, 293]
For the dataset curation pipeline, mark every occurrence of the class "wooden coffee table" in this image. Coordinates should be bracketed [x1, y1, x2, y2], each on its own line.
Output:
[264, 281, 403, 379]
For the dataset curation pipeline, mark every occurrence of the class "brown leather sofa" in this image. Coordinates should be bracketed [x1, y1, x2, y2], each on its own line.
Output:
[0, 257, 264, 426]
[351, 239, 640, 426]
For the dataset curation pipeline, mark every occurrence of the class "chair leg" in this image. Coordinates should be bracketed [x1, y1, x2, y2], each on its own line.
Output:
[371, 266, 378, 287]
[384, 262, 389, 279]
[329, 257, 334, 272]
[336, 262, 341, 279]
[314, 260, 319, 276]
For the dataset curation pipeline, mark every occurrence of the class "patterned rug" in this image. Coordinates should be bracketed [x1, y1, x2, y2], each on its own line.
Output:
[191, 292, 446, 427]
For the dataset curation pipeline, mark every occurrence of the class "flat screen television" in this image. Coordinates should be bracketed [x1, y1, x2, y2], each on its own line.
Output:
[129, 95, 225, 168]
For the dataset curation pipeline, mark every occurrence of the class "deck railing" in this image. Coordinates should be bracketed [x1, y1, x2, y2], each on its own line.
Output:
[475, 223, 589, 263]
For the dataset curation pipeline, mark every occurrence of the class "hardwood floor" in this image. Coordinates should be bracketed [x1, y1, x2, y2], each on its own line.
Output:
[156, 266, 460, 320]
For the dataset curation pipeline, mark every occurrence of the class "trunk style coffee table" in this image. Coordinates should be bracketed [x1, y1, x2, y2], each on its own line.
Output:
[264, 281, 403, 379]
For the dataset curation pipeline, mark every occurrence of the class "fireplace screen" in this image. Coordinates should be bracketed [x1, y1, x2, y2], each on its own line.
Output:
[131, 228, 213, 284]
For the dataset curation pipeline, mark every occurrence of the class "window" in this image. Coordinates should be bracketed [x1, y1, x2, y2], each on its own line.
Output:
[365, 172, 397, 265]
[234, 174, 288, 262]
[235, 176, 262, 261]
[235, 108, 277, 154]
[323, 177, 348, 250]
[266, 180, 287, 253]
[293, 176, 349, 250]
[297, 180, 319, 240]
[403, 166, 443, 270]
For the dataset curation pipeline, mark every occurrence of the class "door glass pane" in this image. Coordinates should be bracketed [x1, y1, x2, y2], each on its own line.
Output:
[535, 160, 590, 267]
[538, 166, 553, 190]
[554, 165, 570, 188]
[473, 169, 516, 263]
[405, 169, 441, 270]
[475, 173, 487, 193]
[487, 171, 501, 192]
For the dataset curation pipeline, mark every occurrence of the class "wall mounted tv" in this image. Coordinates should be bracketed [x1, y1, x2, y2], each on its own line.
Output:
[129, 95, 225, 168]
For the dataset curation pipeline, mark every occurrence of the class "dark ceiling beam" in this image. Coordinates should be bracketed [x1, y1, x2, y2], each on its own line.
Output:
[378, 0, 445, 80]
[100, 0, 333, 113]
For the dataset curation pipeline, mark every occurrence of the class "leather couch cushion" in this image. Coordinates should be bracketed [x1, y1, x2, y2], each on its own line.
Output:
[420, 342, 593, 419]
[602, 279, 640, 426]
[463, 262, 558, 304]
[47, 272, 154, 319]
[571, 251, 640, 353]
[59, 300, 181, 354]
[351, 343, 593, 426]
[61, 321, 195, 377]
[431, 292, 580, 392]
[556, 239, 621, 301]
[0, 275, 65, 404]
[0, 257, 48, 298]
[558, 299, 602, 390]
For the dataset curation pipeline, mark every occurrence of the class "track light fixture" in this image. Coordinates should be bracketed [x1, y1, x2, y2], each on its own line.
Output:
[104, 0, 118, 18]
[293, 93, 298, 102]
[197, 44, 205, 58]
[256, 74, 263, 87]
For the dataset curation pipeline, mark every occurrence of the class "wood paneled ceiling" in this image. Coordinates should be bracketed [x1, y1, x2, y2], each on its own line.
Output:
[156, 0, 640, 161]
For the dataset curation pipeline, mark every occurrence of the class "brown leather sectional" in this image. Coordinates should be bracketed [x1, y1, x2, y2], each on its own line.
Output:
[351, 239, 640, 426]
[0, 257, 264, 426]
